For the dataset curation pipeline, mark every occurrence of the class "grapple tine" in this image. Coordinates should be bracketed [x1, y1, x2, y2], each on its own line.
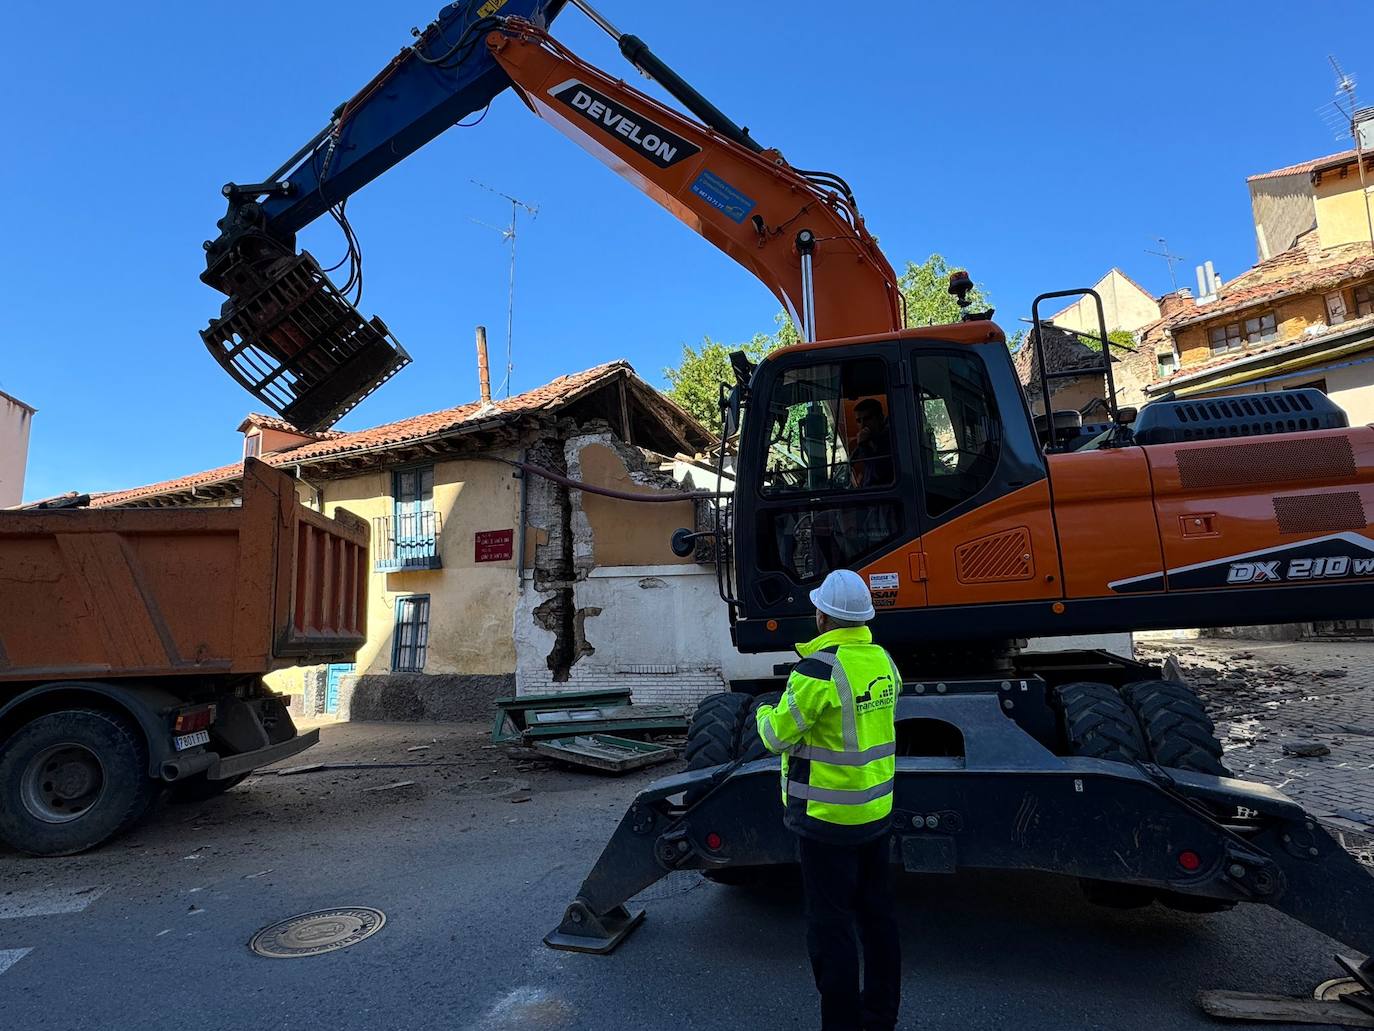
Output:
[201, 251, 410, 432]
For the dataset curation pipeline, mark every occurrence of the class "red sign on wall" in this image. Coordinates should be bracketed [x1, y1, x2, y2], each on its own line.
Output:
[475, 529, 514, 563]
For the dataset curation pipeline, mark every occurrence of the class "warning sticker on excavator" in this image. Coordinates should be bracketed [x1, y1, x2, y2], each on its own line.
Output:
[476, 0, 509, 16]
[868, 573, 899, 590]
[690, 170, 756, 223]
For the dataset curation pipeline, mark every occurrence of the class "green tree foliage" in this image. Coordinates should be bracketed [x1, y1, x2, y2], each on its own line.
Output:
[1070, 327, 1136, 352]
[664, 315, 797, 430]
[664, 254, 1001, 428]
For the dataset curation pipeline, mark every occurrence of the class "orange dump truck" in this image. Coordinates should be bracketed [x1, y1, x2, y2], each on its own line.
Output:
[0, 459, 367, 855]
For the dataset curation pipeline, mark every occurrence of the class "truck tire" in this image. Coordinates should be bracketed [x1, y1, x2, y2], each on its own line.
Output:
[684, 693, 752, 772]
[1121, 679, 1229, 776]
[1053, 682, 1154, 909]
[167, 772, 250, 804]
[0, 709, 157, 857]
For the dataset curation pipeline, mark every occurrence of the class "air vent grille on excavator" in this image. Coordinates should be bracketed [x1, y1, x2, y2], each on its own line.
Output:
[1133, 387, 1346, 446]
[1273, 490, 1368, 534]
[1176, 435, 1356, 490]
[955, 527, 1033, 583]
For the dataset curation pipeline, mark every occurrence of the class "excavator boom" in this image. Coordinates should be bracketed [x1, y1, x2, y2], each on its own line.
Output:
[200, 1, 901, 430]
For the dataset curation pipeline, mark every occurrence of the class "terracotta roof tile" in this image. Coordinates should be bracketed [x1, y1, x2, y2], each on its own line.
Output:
[1154, 311, 1374, 387]
[236, 413, 347, 440]
[1247, 148, 1361, 182]
[94, 361, 703, 507]
[1166, 245, 1374, 330]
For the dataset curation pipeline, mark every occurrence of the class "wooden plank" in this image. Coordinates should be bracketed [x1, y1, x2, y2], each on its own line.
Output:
[1197, 990, 1374, 1027]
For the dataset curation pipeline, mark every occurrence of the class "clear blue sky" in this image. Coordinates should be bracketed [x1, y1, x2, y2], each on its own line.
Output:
[3, 1, 1371, 502]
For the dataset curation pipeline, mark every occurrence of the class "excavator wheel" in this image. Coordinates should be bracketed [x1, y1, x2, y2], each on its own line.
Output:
[683, 692, 753, 772]
[1121, 679, 1229, 776]
[738, 692, 782, 763]
[1120, 678, 1235, 913]
[1053, 682, 1156, 909]
[1054, 681, 1148, 762]
[688, 690, 781, 886]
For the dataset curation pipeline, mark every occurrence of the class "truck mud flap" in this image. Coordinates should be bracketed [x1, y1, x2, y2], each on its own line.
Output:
[545, 756, 1374, 956]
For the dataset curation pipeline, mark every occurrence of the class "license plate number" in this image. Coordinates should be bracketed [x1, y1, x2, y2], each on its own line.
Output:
[175, 730, 210, 751]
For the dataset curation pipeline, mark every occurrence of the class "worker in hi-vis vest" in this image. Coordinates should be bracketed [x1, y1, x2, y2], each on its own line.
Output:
[756, 568, 901, 1031]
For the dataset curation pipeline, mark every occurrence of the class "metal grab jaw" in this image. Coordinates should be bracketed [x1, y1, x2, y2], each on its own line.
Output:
[201, 250, 411, 432]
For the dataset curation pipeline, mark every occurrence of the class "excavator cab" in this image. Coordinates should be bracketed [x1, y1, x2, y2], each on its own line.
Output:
[725, 322, 1056, 655]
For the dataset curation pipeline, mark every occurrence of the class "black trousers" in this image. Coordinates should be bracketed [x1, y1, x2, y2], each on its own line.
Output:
[797, 833, 901, 1031]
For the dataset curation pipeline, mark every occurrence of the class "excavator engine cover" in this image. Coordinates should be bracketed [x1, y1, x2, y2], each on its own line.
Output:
[200, 251, 410, 432]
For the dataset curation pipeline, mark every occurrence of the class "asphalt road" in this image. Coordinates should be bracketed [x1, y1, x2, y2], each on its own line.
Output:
[0, 722, 1359, 1031]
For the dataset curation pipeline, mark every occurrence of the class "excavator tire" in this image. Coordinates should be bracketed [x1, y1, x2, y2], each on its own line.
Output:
[1054, 681, 1149, 762]
[1053, 681, 1155, 909]
[1121, 679, 1229, 776]
[683, 692, 751, 772]
[694, 691, 783, 887]
[738, 692, 783, 763]
[1121, 678, 1235, 914]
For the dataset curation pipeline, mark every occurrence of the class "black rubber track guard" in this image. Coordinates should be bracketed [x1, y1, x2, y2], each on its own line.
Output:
[545, 695, 1374, 958]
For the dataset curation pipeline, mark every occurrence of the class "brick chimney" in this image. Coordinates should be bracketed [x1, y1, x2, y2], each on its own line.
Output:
[1158, 288, 1196, 319]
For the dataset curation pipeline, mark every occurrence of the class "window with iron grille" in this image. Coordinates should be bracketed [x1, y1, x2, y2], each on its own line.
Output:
[1356, 283, 1374, 318]
[392, 595, 431, 673]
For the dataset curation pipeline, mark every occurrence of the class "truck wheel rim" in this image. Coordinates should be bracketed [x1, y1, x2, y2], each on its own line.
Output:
[21, 744, 106, 824]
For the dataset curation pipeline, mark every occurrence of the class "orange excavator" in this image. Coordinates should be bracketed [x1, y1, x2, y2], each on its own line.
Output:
[202, 0, 1374, 1004]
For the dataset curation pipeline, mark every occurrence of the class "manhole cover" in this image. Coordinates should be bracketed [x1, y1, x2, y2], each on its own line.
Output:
[249, 907, 386, 959]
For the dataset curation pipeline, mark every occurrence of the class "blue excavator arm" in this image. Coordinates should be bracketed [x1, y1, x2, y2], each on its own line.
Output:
[200, 0, 570, 431]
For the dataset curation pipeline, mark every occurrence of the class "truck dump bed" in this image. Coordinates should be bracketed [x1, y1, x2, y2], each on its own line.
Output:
[0, 459, 367, 683]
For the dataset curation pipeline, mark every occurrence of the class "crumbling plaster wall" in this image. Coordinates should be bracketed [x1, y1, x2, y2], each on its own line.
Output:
[515, 423, 778, 702]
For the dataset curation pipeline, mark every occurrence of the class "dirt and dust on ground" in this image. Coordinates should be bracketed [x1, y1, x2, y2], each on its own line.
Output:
[1135, 633, 1374, 864]
[0, 719, 687, 887]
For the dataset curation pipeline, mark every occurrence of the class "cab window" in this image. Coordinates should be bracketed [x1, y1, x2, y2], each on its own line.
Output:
[760, 359, 893, 494]
[915, 353, 1001, 518]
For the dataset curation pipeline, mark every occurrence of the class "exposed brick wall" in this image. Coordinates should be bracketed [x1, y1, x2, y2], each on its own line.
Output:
[1177, 292, 1331, 368]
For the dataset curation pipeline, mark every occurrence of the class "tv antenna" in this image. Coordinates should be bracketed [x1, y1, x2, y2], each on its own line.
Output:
[1320, 56, 1373, 247]
[470, 180, 539, 398]
[1144, 237, 1185, 290]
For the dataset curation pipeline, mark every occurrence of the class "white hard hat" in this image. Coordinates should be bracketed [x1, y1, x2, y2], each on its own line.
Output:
[809, 569, 875, 623]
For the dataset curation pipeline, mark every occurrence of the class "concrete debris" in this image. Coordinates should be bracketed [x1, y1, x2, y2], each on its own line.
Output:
[1280, 740, 1332, 758]
[362, 780, 418, 793]
[406, 745, 432, 752]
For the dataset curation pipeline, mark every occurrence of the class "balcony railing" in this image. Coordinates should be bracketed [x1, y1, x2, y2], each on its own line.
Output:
[372, 510, 443, 571]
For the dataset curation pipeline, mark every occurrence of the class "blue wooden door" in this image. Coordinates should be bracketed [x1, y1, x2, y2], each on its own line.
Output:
[325, 663, 355, 714]
[393, 466, 435, 566]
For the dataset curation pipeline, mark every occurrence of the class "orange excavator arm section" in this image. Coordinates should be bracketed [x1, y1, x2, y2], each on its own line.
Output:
[487, 23, 905, 341]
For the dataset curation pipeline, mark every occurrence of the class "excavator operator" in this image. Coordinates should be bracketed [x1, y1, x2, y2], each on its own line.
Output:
[850, 399, 892, 488]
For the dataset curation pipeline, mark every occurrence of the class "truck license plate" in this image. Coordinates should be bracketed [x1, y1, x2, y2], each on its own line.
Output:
[175, 730, 210, 751]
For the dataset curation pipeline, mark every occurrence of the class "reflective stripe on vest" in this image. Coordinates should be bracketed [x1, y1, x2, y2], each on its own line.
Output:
[787, 778, 895, 805]
[804, 650, 859, 751]
[791, 741, 896, 766]
[760, 716, 789, 753]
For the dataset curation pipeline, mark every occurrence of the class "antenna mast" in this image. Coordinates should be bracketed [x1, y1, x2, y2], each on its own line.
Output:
[1144, 237, 1185, 290]
[470, 180, 539, 398]
[1326, 56, 1374, 248]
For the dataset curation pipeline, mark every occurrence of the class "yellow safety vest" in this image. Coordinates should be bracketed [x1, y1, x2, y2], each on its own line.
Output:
[756, 625, 898, 843]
